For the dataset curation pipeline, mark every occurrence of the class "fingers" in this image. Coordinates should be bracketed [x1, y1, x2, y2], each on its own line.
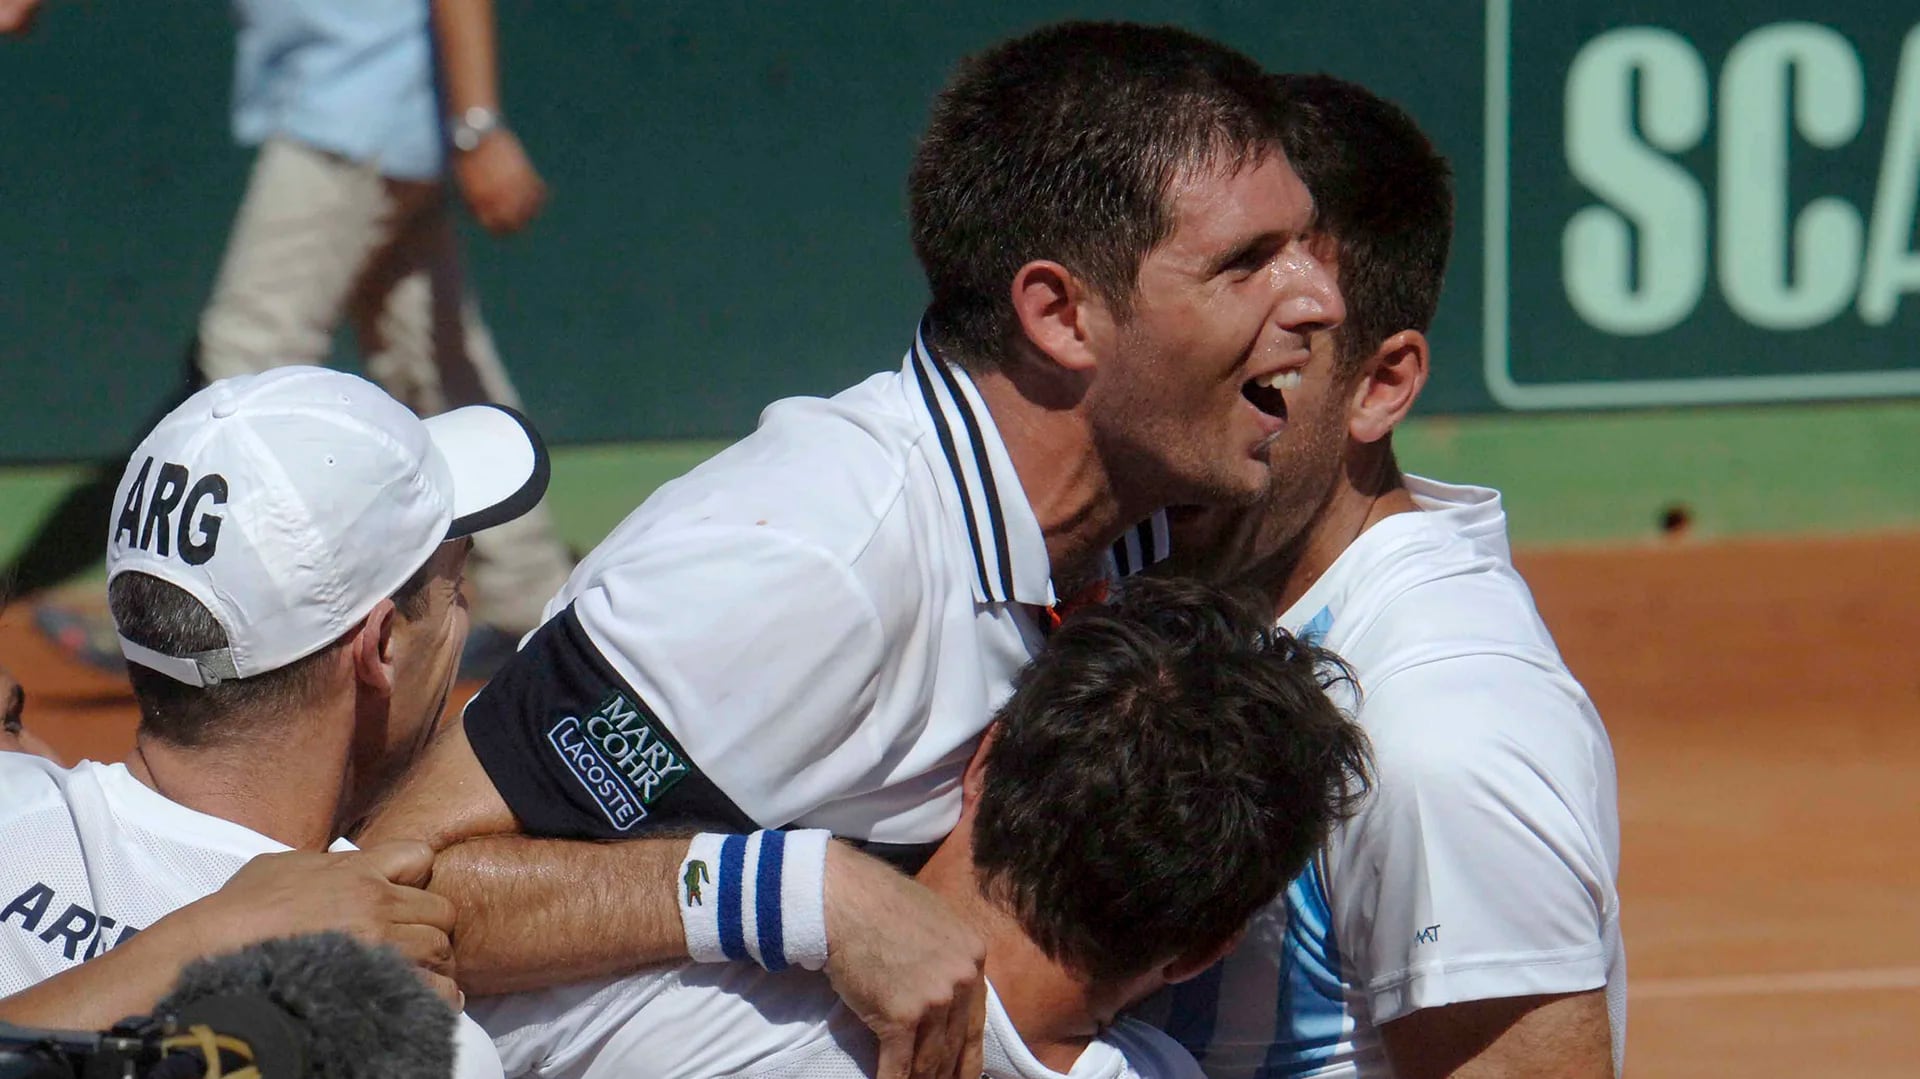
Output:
[822, 845, 989, 1079]
[385, 920, 456, 981]
[346, 842, 458, 934]
[455, 135, 546, 235]
[417, 967, 464, 1011]
[955, 976, 986, 1079]
[0, 0, 40, 37]
[908, 998, 956, 1079]
[924, 947, 985, 1079]
[383, 878, 458, 935]
[359, 838, 437, 887]
[948, 971, 983, 1079]
[872, 1025, 913, 1079]
[478, 182, 544, 234]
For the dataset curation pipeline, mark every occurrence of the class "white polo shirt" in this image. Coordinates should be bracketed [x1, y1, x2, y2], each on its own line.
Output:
[0, 753, 504, 1079]
[466, 325, 1150, 863]
[1148, 476, 1624, 1079]
[475, 965, 1201, 1079]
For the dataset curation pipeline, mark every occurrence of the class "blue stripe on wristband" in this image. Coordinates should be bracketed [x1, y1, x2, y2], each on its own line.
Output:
[718, 833, 748, 961]
[756, 829, 788, 971]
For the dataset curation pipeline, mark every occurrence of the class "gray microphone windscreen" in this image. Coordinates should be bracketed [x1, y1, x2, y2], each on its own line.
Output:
[155, 931, 455, 1079]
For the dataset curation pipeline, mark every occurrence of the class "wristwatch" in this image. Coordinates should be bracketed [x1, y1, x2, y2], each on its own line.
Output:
[450, 105, 505, 153]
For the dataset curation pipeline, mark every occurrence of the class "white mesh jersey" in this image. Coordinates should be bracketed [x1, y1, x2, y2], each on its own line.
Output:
[0, 753, 504, 1079]
[1149, 476, 1625, 1079]
[475, 964, 1201, 1079]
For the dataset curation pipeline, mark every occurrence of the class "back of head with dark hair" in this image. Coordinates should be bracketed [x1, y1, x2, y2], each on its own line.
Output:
[1274, 73, 1454, 371]
[910, 21, 1288, 368]
[970, 575, 1371, 984]
[110, 565, 434, 747]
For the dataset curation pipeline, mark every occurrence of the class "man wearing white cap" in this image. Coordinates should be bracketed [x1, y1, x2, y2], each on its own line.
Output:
[0, 366, 544, 1078]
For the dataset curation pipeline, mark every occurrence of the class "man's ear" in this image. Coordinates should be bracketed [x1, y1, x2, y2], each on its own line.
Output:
[1163, 925, 1247, 986]
[1010, 260, 1110, 375]
[1347, 329, 1430, 445]
[960, 722, 1000, 812]
[349, 597, 400, 698]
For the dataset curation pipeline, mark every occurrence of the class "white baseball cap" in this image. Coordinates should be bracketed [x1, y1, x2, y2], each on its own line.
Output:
[107, 366, 551, 687]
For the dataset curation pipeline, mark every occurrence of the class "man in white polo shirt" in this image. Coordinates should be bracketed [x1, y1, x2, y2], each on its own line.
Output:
[1146, 75, 1623, 1079]
[469, 578, 1372, 1079]
[0, 366, 552, 1078]
[359, 20, 1344, 1079]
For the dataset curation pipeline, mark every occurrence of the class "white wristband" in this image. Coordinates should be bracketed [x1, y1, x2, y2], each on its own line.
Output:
[678, 830, 831, 972]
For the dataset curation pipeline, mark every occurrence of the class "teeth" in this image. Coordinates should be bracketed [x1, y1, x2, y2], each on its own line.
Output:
[1254, 370, 1303, 391]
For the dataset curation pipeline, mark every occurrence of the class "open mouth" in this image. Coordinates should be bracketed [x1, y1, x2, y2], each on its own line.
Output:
[1242, 369, 1301, 422]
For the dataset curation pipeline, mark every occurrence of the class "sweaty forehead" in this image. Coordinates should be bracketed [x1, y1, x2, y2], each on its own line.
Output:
[1162, 151, 1312, 244]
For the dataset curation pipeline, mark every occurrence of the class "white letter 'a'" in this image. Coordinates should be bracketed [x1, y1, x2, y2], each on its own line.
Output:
[1563, 28, 1710, 336]
[1859, 25, 1920, 326]
[1719, 23, 1864, 331]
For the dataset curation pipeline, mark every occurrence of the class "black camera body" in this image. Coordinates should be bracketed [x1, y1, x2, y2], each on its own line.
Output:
[0, 1016, 179, 1079]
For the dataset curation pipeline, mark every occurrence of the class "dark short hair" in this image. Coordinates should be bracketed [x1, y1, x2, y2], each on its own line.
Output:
[110, 563, 435, 747]
[1274, 74, 1454, 370]
[910, 21, 1288, 368]
[971, 575, 1370, 983]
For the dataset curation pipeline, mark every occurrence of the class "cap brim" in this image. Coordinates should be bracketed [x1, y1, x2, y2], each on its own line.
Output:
[423, 404, 552, 539]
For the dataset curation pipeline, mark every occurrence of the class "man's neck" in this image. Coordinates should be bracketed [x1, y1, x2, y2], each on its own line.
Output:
[971, 369, 1137, 583]
[1250, 447, 1418, 616]
[124, 706, 351, 851]
[917, 834, 1105, 1072]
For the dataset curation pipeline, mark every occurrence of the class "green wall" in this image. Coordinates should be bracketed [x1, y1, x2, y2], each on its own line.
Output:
[3, 3, 1918, 463]
[5, 400, 1915, 568]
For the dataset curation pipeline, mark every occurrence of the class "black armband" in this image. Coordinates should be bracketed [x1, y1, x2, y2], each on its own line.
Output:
[464, 605, 756, 840]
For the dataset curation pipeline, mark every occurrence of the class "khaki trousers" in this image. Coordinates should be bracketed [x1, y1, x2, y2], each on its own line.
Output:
[198, 138, 570, 634]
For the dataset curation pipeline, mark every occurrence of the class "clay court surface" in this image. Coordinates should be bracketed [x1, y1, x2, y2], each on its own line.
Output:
[5, 530, 1918, 1076]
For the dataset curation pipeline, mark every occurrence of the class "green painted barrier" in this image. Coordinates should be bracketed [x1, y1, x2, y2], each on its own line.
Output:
[3, 3, 1916, 464]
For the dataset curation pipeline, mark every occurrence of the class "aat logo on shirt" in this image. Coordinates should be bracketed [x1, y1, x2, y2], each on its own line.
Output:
[546, 691, 691, 832]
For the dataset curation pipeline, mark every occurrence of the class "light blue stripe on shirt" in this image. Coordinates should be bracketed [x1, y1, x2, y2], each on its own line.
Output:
[1262, 859, 1348, 1077]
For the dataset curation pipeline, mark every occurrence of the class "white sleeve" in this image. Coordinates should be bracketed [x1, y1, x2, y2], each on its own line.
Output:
[476, 965, 856, 1079]
[469, 975, 668, 1079]
[463, 523, 889, 838]
[574, 524, 889, 824]
[1326, 654, 1620, 1024]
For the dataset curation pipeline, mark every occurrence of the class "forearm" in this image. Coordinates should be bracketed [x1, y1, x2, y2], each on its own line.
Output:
[432, 0, 502, 114]
[1380, 990, 1613, 1079]
[432, 834, 690, 996]
[0, 912, 208, 1029]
